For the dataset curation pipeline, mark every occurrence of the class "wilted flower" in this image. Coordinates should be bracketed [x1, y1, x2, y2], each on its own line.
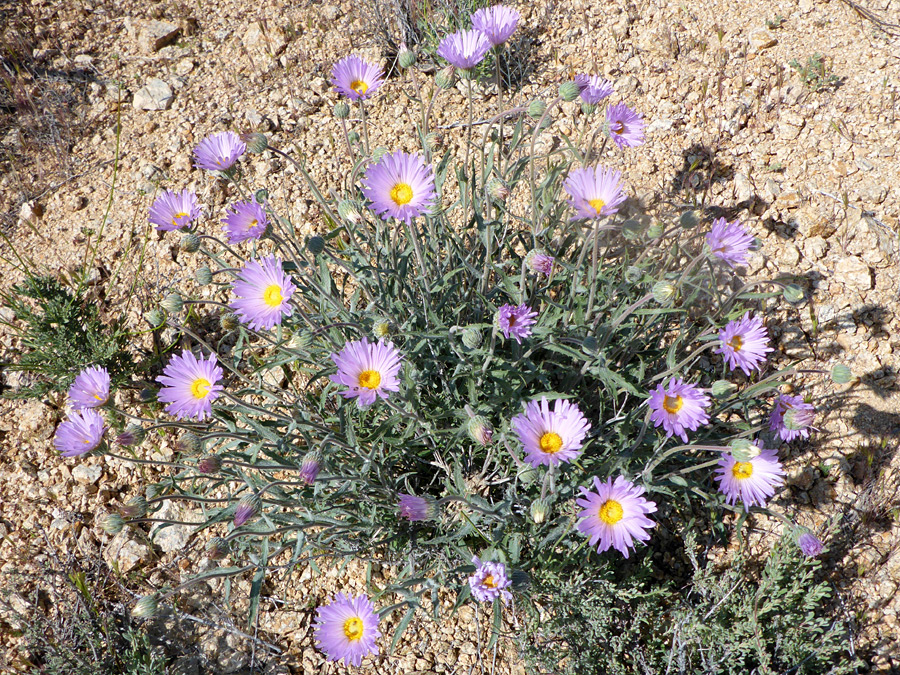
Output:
[563, 165, 626, 220]
[240, 131, 268, 153]
[206, 536, 230, 560]
[221, 199, 268, 245]
[300, 450, 322, 485]
[193, 131, 246, 172]
[706, 217, 754, 268]
[331, 55, 385, 102]
[68, 366, 110, 409]
[648, 377, 711, 443]
[524, 248, 554, 276]
[715, 445, 784, 511]
[495, 303, 538, 343]
[148, 189, 201, 232]
[120, 496, 148, 519]
[156, 350, 223, 421]
[314, 593, 381, 667]
[54, 409, 106, 457]
[234, 494, 259, 527]
[797, 531, 824, 557]
[330, 338, 403, 408]
[511, 397, 591, 468]
[487, 177, 510, 202]
[715, 312, 773, 376]
[576, 476, 657, 558]
[652, 280, 677, 304]
[117, 424, 145, 447]
[606, 102, 645, 148]
[437, 29, 491, 70]
[468, 556, 513, 604]
[362, 150, 436, 225]
[197, 455, 222, 474]
[574, 74, 614, 104]
[398, 493, 432, 522]
[229, 256, 297, 331]
[770, 394, 816, 442]
[471, 5, 520, 46]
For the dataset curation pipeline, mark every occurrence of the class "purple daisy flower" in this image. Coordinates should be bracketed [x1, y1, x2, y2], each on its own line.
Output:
[148, 189, 201, 232]
[331, 55, 385, 102]
[706, 217, 754, 268]
[398, 493, 432, 522]
[330, 338, 402, 408]
[221, 199, 268, 245]
[511, 397, 591, 468]
[770, 394, 816, 442]
[300, 451, 322, 485]
[648, 377, 711, 443]
[54, 408, 106, 458]
[437, 29, 492, 70]
[606, 102, 645, 149]
[715, 445, 784, 511]
[313, 593, 381, 667]
[525, 249, 554, 276]
[68, 366, 111, 409]
[229, 256, 297, 330]
[468, 556, 513, 604]
[797, 531, 824, 558]
[471, 5, 520, 46]
[495, 303, 538, 343]
[576, 476, 657, 558]
[233, 495, 259, 527]
[715, 312, 773, 376]
[193, 131, 246, 172]
[156, 350, 224, 421]
[574, 74, 614, 104]
[563, 166, 627, 220]
[361, 150, 436, 225]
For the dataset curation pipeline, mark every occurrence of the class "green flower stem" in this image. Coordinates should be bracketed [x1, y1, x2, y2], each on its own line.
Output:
[105, 451, 190, 470]
[359, 98, 372, 156]
[338, 115, 357, 163]
[646, 336, 717, 384]
[266, 146, 342, 229]
[197, 235, 244, 261]
[529, 95, 563, 238]
[643, 443, 731, 478]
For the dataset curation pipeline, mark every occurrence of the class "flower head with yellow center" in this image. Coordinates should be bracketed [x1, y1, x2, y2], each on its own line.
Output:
[577, 476, 657, 558]
[330, 337, 403, 408]
[230, 256, 297, 331]
[156, 350, 223, 421]
[221, 199, 267, 245]
[649, 377, 710, 443]
[469, 556, 513, 604]
[716, 312, 773, 376]
[314, 593, 381, 667]
[563, 164, 626, 221]
[68, 365, 111, 410]
[331, 55, 384, 102]
[715, 444, 785, 512]
[149, 188, 201, 232]
[511, 396, 591, 468]
[362, 150, 436, 225]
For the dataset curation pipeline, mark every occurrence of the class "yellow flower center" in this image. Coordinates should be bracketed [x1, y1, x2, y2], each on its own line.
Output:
[588, 198, 606, 214]
[262, 284, 283, 307]
[248, 218, 258, 231]
[482, 574, 496, 588]
[172, 211, 189, 227]
[93, 393, 105, 401]
[350, 79, 368, 95]
[662, 394, 683, 414]
[612, 122, 625, 134]
[539, 432, 563, 454]
[190, 377, 212, 400]
[343, 616, 364, 641]
[390, 183, 414, 206]
[358, 369, 381, 389]
[727, 335, 743, 351]
[599, 499, 624, 525]
[732, 461, 753, 480]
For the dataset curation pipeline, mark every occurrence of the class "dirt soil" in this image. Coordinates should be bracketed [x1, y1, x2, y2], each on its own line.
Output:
[1, 0, 899, 672]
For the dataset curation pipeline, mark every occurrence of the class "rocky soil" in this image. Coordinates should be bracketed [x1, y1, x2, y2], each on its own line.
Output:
[1, 0, 899, 672]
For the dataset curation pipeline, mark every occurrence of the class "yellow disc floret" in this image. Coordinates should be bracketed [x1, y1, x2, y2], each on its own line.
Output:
[482, 574, 496, 588]
[662, 394, 683, 414]
[539, 432, 563, 454]
[358, 369, 381, 390]
[599, 499, 624, 525]
[262, 284, 283, 307]
[350, 80, 369, 96]
[390, 183, 414, 206]
[732, 461, 753, 480]
[190, 377, 212, 400]
[727, 335, 744, 351]
[588, 198, 606, 214]
[343, 616, 364, 641]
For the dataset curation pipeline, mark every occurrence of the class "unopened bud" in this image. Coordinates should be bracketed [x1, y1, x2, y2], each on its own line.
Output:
[287, 330, 312, 350]
[398, 50, 416, 69]
[102, 513, 126, 534]
[299, 450, 322, 485]
[197, 454, 222, 474]
[373, 320, 393, 339]
[652, 281, 677, 304]
[783, 284, 805, 304]
[120, 496, 148, 519]
[132, 594, 159, 619]
[831, 364, 853, 384]
[117, 424, 145, 447]
[206, 536, 230, 560]
[144, 308, 165, 328]
[530, 499, 550, 524]
[424, 132, 443, 151]
[180, 232, 201, 253]
[487, 177, 510, 202]
[337, 200, 361, 224]
[729, 439, 760, 463]
[220, 313, 240, 331]
[333, 102, 350, 119]
[559, 81, 580, 102]
[527, 100, 547, 119]
[241, 132, 268, 154]
[711, 380, 737, 397]
[467, 416, 493, 446]
[306, 235, 326, 254]
[371, 147, 388, 163]
[347, 130, 360, 144]
[234, 495, 259, 527]
[581, 102, 597, 115]
[160, 292, 183, 314]
[254, 188, 269, 204]
[524, 249, 554, 276]
[435, 66, 455, 89]
[176, 432, 200, 454]
[646, 223, 664, 239]
[461, 326, 483, 350]
[195, 266, 212, 285]
[783, 407, 814, 432]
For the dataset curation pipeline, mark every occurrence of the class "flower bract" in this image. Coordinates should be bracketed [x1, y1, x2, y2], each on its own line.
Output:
[648, 377, 710, 443]
[797, 531, 824, 557]
[563, 165, 626, 220]
[511, 397, 591, 468]
[576, 476, 657, 558]
[715, 312, 773, 376]
[769, 394, 815, 442]
[156, 350, 224, 421]
[68, 365, 111, 409]
[331, 55, 385, 102]
[330, 338, 402, 408]
[54, 408, 106, 457]
[314, 593, 381, 667]
[148, 189, 201, 232]
[714, 445, 785, 511]
[229, 256, 297, 330]
[398, 493, 431, 522]
[361, 150, 436, 224]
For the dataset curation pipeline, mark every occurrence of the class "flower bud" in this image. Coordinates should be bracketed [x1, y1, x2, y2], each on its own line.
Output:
[347, 130, 360, 144]
[373, 320, 393, 339]
[287, 330, 312, 350]
[220, 313, 240, 331]
[241, 132, 268, 154]
[132, 594, 159, 619]
[254, 188, 269, 204]
[398, 50, 416, 69]
[234, 495, 260, 527]
[581, 102, 597, 116]
[783, 284, 805, 304]
[559, 81, 580, 102]
[524, 249, 554, 276]
[194, 265, 212, 285]
[783, 407, 814, 432]
[461, 326, 483, 350]
[144, 309, 165, 328]
[160, 292, 183, 314]
[527, 100, 547, 119]
[206, 536, 230, 560]
[176, 432, 200, 454]
[487, 177, 510, 202]
[646, 223, 664, 239]
[831, 364, 853, 384]
[424, 132, 443, 151]
[102, 513, 126, 535]
[459, 67, 477, 81]
[530, 498, 550, 524]
[120, 496, 148, 519]
[306, 235, 326, 254]
[333, 102, 350, 119]
[467, 416, 493, 446]
[180, 232, 201, 253]
[729, 438, 760, 463]
[371, 147, 388, 163]
[117, 424, 145, 447]
[711, 380, 737, 397]
[435, 66, 455, 89]
[197, 454, 222, 474]
[625, 265, 642, 283]
[337, 200, 361, 224]
[652, 281, 677, 304]
[299, 450, 322, 485]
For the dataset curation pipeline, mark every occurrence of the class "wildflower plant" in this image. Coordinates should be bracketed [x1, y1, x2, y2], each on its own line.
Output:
[57, 14, 857, 671]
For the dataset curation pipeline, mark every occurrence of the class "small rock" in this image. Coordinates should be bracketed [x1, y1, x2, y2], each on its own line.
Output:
[150, 501, 199, 553]
[733, 171, 752, 202]
[72, 464, 102, 485]
[803, 236, 827, 260]
[73, 54, 93, 66]
[175, 59, 194, 76]
[133, 78, 173, 111]
[243, 21, 288, 57]
[835, 257, 873, 291]
[138, 20, 180, 53]
[855, 157, 874, 172]
[777, 112, 804, 140]
[104, 531, 153, 573]
[858, 183, 888, 204]
[67, 194, 87, 211]
[18, 200, 43, 224]
[777, 191, 801, 209]
[646, 118, 674, 134]
[748, 28, 777, 51]
[779, 243, 801, 266]
[321, 4, 341, 21]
